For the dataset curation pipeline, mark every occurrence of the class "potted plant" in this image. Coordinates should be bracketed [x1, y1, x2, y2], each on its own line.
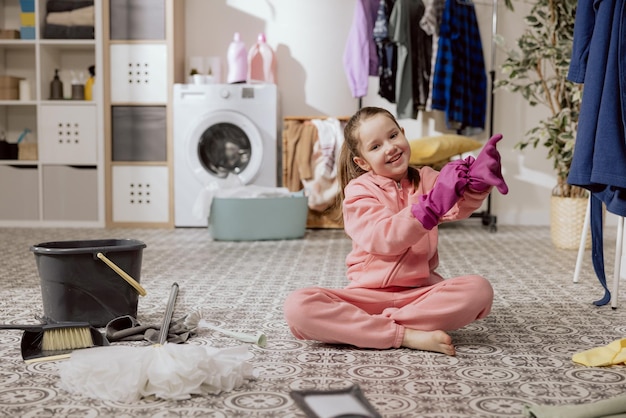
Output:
[497, 0, 588, 249]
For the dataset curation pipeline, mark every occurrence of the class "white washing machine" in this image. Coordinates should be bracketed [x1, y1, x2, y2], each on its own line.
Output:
[173, 83, 277, 227]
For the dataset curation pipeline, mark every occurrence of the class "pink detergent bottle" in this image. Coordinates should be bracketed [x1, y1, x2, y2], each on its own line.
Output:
[227, 32, 247, 84]
[247, 33, 276, 83]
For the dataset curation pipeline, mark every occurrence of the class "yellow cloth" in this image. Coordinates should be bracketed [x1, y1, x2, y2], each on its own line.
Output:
[409, 134, 482, 166]
[572, 338, 626, 367]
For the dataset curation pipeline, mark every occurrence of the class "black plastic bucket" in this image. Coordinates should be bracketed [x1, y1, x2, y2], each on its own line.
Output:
[30, 239, 146, 327]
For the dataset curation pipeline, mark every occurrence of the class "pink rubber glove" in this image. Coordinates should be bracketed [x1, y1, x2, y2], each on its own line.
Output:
[411, 159, 470, 230]
[468, 134, 509, 194]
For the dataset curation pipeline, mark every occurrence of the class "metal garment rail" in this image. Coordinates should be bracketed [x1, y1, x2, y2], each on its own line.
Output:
[468, 0, 500, 232]
[358, 0, 502, 232]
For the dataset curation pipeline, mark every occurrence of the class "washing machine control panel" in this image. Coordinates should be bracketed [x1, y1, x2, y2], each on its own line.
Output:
[220, 88, 230, 99]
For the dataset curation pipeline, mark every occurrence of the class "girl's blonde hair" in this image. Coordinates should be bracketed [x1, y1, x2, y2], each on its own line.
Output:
[333, 107, 420, 219]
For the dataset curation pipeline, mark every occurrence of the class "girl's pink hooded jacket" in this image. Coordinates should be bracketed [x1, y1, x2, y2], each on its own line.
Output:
[342, 166, 487, 290]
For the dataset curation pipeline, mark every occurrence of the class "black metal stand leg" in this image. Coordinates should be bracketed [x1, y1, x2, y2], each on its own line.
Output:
[481, 193, 497, 232]
[470, 192, 498, 232]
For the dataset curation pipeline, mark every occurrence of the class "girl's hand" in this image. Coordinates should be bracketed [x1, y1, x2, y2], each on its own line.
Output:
[411, 159, 470, 230]
[467, 134, 508, 194]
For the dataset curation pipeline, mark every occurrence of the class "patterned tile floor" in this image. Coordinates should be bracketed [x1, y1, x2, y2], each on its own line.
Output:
[0, 223, 624, 417]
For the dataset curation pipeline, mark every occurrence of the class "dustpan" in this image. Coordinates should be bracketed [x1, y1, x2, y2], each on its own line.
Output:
[21, 325, 108, 363]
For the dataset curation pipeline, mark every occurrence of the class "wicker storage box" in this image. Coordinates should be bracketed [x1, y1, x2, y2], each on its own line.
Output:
[0, 30, 20, 39]
[18, 142, 37, 160]
[0, 76, 22, 100]
[0, 88, 18, 100]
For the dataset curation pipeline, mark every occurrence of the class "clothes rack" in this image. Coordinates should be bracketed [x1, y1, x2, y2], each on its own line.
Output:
[360, 0, 501, 231]
[467, 0, 499, 232]
[345, 0, 501, 231]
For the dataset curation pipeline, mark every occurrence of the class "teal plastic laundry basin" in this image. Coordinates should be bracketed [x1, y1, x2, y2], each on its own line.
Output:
[209, 194, 308, 241]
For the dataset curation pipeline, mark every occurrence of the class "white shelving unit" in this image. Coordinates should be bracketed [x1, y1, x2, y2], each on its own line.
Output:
[0, 0, 104, 226]
[103, 0, 184, 228]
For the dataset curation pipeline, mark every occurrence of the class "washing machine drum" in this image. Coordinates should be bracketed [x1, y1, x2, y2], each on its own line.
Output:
[187, 111, 264, 185]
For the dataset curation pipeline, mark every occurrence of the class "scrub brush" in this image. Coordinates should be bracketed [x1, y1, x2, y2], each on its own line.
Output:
[0, 321, 95, 351]
[184, 310, 267, 347]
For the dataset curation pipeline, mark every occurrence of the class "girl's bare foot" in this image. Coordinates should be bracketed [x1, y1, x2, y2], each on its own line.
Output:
[401, 329, 455, 356]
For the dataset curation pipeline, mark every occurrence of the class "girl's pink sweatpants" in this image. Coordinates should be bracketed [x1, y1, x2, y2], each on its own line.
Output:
[283, 275, 493, 349]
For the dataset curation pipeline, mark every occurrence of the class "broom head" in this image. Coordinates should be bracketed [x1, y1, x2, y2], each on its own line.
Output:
[41, 323, 95, 351]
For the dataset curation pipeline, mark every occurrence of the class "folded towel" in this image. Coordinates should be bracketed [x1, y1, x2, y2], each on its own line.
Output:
[46, 5, 94, 26]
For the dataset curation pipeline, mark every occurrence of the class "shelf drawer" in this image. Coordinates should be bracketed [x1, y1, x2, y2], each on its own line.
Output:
[112, 106, 166, 161]
[110, 44, 167, 103]
[112, 165, 169, 223]
[42, 165, 98, 221]
[109, 0, 165, 40]
[0, 164, 39, 220]
[39, 105, 98, 164]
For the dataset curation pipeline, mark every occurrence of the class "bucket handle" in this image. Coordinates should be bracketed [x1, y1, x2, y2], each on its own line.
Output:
[96, 252, 147, 297]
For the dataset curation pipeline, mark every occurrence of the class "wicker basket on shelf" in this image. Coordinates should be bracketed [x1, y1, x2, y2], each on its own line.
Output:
[18, 142, 38, 160]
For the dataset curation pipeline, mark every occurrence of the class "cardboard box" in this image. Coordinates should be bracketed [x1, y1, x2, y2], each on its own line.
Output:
[0, 77, 23, 100]
[0, 88, 19, 100]
[18, 142, 38, 160]
[0, 30, 20, 39]
[0, 76, 22, 89]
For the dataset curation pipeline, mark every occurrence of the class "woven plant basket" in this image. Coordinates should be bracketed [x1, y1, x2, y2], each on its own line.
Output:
[550, 195, 590, 250]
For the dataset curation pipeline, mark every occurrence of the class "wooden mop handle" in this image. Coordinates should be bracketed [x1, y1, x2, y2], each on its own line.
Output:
[96, 252, 147, 296]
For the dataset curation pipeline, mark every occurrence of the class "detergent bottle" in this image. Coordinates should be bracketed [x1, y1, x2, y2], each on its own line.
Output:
[227, 32, 247, 84]
[85, 65, 95, 101]
[247, 33, 276, 83]
[49, 68, 63, 100]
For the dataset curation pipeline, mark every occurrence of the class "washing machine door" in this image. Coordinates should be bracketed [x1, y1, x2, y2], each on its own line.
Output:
[186, 110, 264, 186]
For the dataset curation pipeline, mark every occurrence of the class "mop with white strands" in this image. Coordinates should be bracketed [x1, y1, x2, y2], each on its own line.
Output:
[58, 283, 257, 402]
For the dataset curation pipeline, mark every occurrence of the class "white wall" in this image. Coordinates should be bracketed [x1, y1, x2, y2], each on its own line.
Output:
[183, 0, 582, 226]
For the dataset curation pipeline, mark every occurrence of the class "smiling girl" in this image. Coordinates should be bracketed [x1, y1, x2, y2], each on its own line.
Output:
[284, 107, 508, 355]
